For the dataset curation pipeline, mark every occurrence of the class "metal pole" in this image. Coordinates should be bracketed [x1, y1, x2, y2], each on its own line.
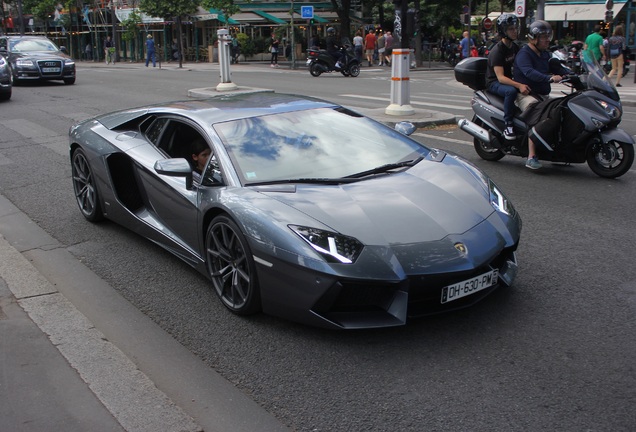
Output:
[291, 0, 296, 69]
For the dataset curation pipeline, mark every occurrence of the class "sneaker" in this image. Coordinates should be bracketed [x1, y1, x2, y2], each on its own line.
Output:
[503, 126, 517, 141]
[525, 156, 543, 170]
[270, 64, 275, 68]
[616, 83, 622, 87]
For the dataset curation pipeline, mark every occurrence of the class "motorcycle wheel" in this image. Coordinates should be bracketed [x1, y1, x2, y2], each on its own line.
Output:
[587, 139, 635, 178]
[472, 117, 505, 161]
[309, 62, 322, 77]
[349, 63, 361, 77]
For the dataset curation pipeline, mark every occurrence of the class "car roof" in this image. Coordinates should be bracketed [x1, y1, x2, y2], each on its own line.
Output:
[99, 93, 341, 129]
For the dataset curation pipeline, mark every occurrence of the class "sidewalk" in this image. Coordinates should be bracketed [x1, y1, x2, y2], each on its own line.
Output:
[0, 194, 290, 432]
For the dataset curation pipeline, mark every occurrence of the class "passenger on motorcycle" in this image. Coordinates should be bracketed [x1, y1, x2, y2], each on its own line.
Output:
[326, 27, 344, 69]
[485, 13, 530, 141]
[514, 20, 569, 169]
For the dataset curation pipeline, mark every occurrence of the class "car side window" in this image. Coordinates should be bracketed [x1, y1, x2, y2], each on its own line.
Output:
[145, 117, 169, 148]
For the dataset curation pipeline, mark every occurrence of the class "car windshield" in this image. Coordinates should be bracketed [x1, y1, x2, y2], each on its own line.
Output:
[10, 38, 59, 53]
[214, 107, 430, 185]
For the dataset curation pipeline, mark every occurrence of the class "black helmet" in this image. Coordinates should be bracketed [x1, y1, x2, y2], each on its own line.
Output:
[527, 20, 553, 42]
[497, 14, 518, 39]
[327, 27, 336, 34]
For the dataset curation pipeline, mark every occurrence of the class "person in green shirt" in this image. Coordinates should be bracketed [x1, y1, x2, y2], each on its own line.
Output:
[584, 24, 606, 62]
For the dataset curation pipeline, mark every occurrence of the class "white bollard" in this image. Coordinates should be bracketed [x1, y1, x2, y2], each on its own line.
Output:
[385, 48, 415, 116]
[216, 29, 238, 91]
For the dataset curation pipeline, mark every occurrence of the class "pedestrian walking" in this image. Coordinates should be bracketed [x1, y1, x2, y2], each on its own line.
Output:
[270, 33, 280, 68]
[145, 34, 156, 67]
[364, 29, 376, 67]
[353, 30, 363, 63]
[606, 25, 626, 87]
[104, 35, 115, 64]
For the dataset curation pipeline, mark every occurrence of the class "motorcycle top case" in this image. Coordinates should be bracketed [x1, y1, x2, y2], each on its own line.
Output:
[454, 57, 488, 91]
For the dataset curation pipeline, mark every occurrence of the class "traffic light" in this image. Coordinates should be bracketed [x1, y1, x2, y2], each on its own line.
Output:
[406, 9, 419, 37]
[605, 10, 614, 23]
[310, 18, 314, 25]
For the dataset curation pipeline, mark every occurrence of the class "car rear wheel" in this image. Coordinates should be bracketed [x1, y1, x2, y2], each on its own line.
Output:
[206, 215, 261, 315]
[71, 148, 104, 222]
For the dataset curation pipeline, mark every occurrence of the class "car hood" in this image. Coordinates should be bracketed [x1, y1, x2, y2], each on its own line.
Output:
[260, 158, 495, 246]
[9, 51, 70, 61]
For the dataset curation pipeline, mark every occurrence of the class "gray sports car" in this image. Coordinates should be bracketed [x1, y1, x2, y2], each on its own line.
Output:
[69, 93, 521, 329]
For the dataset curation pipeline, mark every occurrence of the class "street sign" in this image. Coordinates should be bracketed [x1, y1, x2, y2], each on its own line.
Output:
[483, 18, 493, 30]
[301, 6, 314, 19]
[515, 0, 526, 17]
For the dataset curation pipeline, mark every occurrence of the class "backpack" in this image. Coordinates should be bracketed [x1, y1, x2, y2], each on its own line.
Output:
[608, 38, 622, 57]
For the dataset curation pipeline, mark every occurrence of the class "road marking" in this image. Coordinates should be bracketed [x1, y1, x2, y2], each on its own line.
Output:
[414, 132, 473, 146]
[340, 94, 471, 110]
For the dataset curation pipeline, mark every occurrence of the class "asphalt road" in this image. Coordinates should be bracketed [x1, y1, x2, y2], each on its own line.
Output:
[1, 63, 635, 431]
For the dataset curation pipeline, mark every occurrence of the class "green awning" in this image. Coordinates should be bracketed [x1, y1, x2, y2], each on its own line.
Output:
[208, 9, 239, 25]
[253, 10, 287, 25]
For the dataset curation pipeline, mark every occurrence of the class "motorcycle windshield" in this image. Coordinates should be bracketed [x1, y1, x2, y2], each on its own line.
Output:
[581, 49, 620, 102]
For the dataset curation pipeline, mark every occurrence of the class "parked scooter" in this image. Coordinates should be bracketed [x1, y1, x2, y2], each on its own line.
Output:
[454, 53, 634, 178]
[307, 40, 360, 77]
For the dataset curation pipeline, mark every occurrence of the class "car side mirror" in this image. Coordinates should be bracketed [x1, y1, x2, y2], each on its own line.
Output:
[154, 158, 193, 189]
[60, 46, 68, 54]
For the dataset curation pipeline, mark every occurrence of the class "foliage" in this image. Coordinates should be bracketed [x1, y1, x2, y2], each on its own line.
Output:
[121, 10, 142, 43]
[236, 32, 255, 57]
[138, 0, 198, 20]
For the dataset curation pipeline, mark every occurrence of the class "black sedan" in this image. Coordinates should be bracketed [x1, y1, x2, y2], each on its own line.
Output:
[0, 35, 75, 85]
[69, 93, 521, 329]
[0, 54, 11, 100]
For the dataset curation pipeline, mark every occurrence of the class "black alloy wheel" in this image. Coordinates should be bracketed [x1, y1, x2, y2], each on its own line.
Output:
[587, 139, 635, 178]
[206, 215, 261, 315]
[71, 148, 103, 222]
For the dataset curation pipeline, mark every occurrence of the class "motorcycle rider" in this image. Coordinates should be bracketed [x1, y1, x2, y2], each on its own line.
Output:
[326, 27, 343, 69]
[514, 20, 568, 169]
[485, 13, 530, 141]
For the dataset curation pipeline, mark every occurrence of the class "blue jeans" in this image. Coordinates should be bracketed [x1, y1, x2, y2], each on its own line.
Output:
[489, 81, 518, 125]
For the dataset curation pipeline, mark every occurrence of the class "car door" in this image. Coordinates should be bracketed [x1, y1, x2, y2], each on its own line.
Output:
[127, 116, 208, 260]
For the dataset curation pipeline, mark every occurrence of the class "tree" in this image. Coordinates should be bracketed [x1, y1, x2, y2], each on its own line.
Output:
[330, 0, 352, 40]
[121, 10, 142, 61]
[22, 0, 60, 35]
[139, 0, 198, 68]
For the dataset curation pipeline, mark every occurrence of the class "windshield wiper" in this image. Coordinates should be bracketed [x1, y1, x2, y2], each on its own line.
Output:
[344, 156, 424, 179]
[245, 177, 358, 186]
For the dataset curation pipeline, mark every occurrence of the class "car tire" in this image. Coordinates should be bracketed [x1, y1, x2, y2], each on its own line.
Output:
[0, 90, 10, 101]
[206, 215, 261, 315]
[71, 147, 104, 222]
[64, 77, 76, 85]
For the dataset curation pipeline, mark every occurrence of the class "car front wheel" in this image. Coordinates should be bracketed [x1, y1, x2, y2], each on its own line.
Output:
[71, 147, 104, 222]
[206, 215, 261, 315]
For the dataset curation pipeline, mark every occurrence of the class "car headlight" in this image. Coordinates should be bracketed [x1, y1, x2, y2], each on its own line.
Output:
[65, 59, 75, 66]
[489, 180, 516, 217]
[16, 59, 34, 67]
[289, 225, 364, 264]
[595, 99, 621, 119]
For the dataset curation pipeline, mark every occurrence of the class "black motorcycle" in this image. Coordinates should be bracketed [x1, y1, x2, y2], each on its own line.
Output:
[306, 40, 360, 77]
[454, 53, 634, 178]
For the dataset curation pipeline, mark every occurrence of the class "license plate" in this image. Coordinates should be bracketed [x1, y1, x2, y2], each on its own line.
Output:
[306, 59, 312, 65]
[441, 269, 499, 304]
[42, 67, 60, 73]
